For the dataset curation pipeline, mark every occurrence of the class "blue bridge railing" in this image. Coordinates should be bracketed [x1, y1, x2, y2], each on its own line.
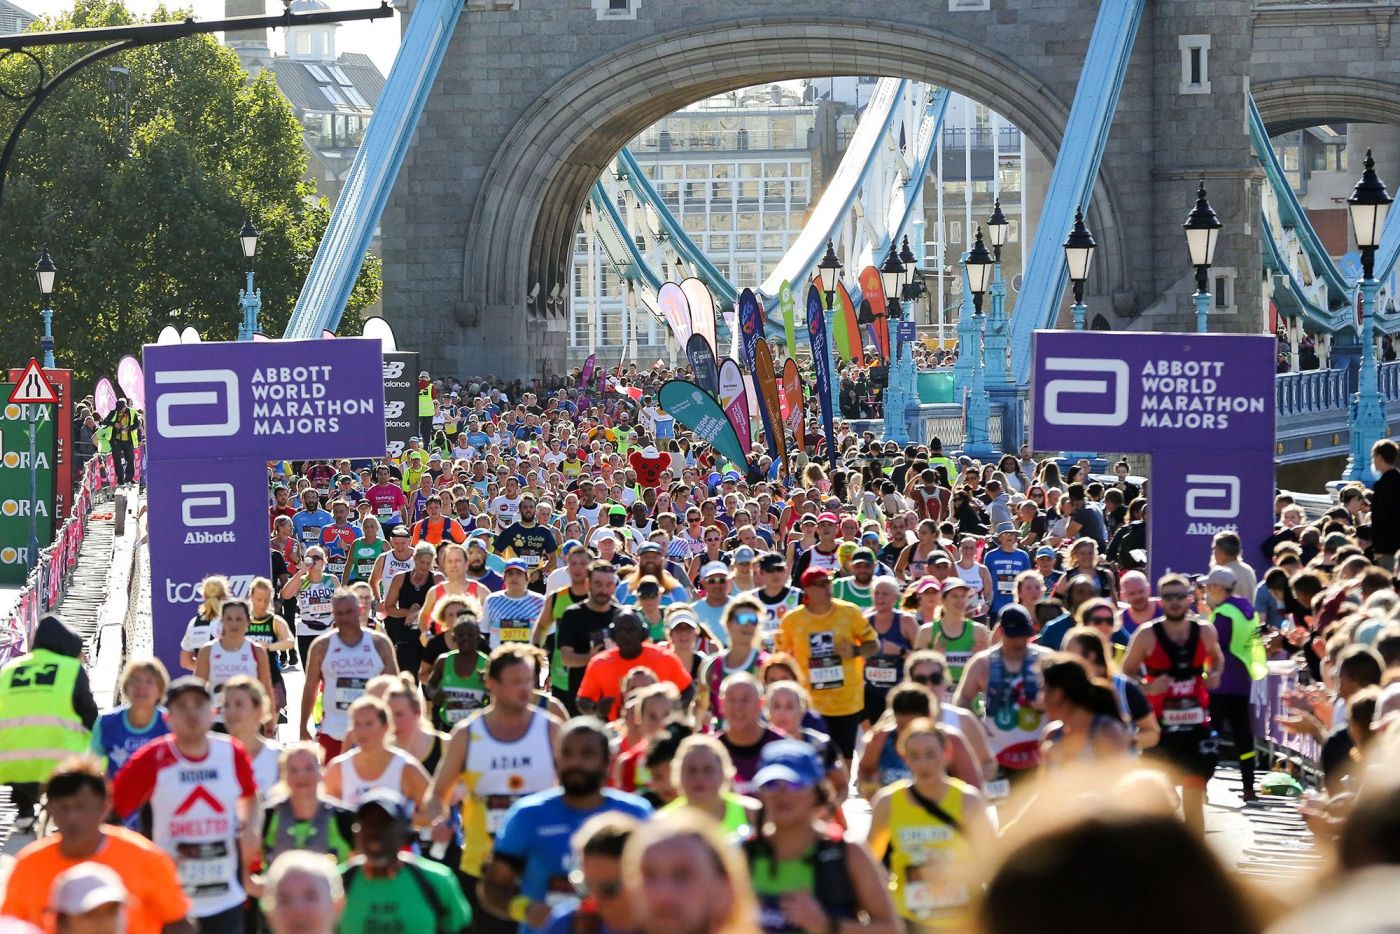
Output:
[1275, 361, 1400, 420]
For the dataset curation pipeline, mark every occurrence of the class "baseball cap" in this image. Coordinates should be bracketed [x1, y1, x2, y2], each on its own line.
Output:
[759, 552, 787, 572]
[930, 553, 953, 567]
[994, 522, 1017, 536]
[389, 525, 411, 539]
[49, 864, 127, 916]
[637, 542, 663, 556]
[166, 676, 211, 705]
[816, 511, 840, 525]
[560, 538, 585, 556]
[861, 530, 881, 543]
[636, 575, 661, 597]
[733, 545, 758, 564]
[1035, 546, 1057, 558]
[799, 567, 833, 588]
[700, 560, 732, 580]
[722, 470, 742, 482]
[997, 604, 1035, 638]
[915, 578, 942, 594]
[609, 504, 627, 516]
[752, 739, 825, 790]
[1323, 532, 1351, 551]
[666, 605, 700, 631]
[503, 558, 530, 573]
[939, 577, 970, 593]
[335, 473, 354, 484]
[358, 786, 412, 821]
[1204, 566, 1238, 589]
[851, 547, 876, 565]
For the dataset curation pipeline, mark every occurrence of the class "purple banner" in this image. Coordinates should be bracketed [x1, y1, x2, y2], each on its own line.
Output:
[685, 334, 719, 397]
[143, 338, 387, 461]
[737, 288, 763, 372]
[142, 337, 386, 670]
[1030, 331, 1276, 452]
[806, 284, 837, 468]
[1150, 451, 1275, 579]
[1030, 330, 1276, 582]
[145, 456, 270, 673]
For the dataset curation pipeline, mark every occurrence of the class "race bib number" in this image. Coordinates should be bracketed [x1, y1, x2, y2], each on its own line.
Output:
[985, 778, 1010, 800]
[996, 578, 1015, 595]
[519, 554, 540, 567]
[483, 794, 517, 834]
[865, 660, 899, 685]
[809, 655, 845, 690]
[906, 880, 970, 912]
[498, 625, 531, 643]
[334, 677, 368, 710]
[175, 841, 232, 896]
[1163, 707, 1206, 727]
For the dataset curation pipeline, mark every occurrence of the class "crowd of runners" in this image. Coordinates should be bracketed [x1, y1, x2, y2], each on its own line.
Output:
[1, 365, 1399, 934]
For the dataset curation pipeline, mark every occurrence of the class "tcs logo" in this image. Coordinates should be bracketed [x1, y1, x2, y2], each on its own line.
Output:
[1185, 474, 1240, 519]
[153, 370, 240, 439]
[1042, 357, 1129, 427]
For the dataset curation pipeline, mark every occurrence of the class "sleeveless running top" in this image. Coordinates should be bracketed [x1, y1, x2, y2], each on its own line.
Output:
[706, 648, 766, 722]
[886, 779, 975, 928]
[928, 618, 977, 686]
[332, 748, 412, 808]
[318, 630, 386, 741]
[983, 647, 1044, 771]
[392, 571, 436, 625]
[877, 731, 911, 786]
[297, 575, 336, 636]
[378, 553, 415, 602]
[1143, 621, 1212, 730]
[459, 709, 556, 876]
[437, 650, 489, 729]
[954, 562, 984, 599]
[246, 615, 284, 676]
[207, 640, 258, 720]
[864, 610, 914, 689]
[662, 793, 754, 837]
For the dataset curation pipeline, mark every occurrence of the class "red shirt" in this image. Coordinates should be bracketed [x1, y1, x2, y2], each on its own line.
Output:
[577, 644, 693, 720]
[111, 734, 256, 820]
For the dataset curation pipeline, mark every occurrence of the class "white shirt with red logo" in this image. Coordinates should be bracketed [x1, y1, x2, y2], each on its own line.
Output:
[112, 734, 256, 917]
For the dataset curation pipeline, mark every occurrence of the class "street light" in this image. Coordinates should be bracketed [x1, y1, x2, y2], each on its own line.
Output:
[35, 248, 55, 368]
[986, 198, 1009, 262]
[984, 199, 1010, 387]
[880, 240, 909, 444]
[880, 241, 906, 312]
[1063, 207, 1097, 330]
[1345, 149, 1393, 482]
[1183, 178, 1221, 333]
[816, 239, 842, 309]
[237, 218, 263, 341]
[965, 227, 994, 312]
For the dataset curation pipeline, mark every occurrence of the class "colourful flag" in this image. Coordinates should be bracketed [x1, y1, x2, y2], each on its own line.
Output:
[658, 379, 748, 470]
[780, 280, 796, 358]
[685, 334, 719, 396]
[753, 338, 785, 467]
[805, 285, 837, 468]
[781, 357, 804, 453]
[717, 359, 751, 455]
[858, 265, 889, 361]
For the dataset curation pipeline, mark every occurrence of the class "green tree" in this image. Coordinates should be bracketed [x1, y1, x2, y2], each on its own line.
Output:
[0, 0, 380, 387]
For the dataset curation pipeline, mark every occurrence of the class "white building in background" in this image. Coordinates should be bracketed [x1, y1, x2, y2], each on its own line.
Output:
[0, 0, 35, 35]
[569, 81, 1033, 364]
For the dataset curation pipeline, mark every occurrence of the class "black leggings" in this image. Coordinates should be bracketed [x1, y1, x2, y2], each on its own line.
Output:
[1209, 692, 1257, 789]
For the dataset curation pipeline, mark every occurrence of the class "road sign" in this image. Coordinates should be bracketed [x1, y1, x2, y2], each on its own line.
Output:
[8, 359, 57, 404]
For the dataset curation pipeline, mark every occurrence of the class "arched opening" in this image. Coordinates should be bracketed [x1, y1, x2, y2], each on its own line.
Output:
[462, 16, 1127, 329]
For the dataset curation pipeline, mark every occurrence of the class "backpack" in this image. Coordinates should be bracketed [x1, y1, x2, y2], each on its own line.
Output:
[742, 832, 855, 922]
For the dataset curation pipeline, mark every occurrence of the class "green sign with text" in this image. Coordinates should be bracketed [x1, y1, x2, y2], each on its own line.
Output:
[0, 388, 55, 582]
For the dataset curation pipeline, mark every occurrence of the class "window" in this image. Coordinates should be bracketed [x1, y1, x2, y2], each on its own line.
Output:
[320, 85, 347, 107]
[295, 32, 311, 55]
[1209, 268, 1236, 313]
[1179, 35, 1211, 95]
[329, 65, 353, 87]
[948, 220, 962, 244]
[305, 64, 329, 82]
[592, 0, 637, 18]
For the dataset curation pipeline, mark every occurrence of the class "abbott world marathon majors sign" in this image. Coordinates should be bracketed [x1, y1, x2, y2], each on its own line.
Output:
[1031, 331, 1275, 580]
[143, 338, 385, 671]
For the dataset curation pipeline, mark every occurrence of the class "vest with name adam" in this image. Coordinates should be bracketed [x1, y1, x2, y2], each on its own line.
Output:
[0, 649, 87, 783]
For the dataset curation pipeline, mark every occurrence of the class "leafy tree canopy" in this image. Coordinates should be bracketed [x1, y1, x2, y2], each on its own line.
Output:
[0, 0, 380, 388]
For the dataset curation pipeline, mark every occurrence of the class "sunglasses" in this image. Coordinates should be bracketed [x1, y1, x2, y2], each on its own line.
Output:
[734, 613, 759, 627]
[1161, 592, 1190, 601]
[704, 537, 722, 543]
[910, 671, 945, 687]
[705, 576, 728, 585]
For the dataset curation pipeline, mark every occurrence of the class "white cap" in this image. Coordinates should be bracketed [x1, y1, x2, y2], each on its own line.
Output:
[49, 864, 127, 916]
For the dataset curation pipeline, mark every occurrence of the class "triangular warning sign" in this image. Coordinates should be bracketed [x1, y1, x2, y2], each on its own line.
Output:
[8, 359, 58, 405]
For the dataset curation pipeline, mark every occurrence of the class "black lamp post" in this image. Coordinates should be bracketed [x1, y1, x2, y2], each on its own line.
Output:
[1062, 207, 1097, 329]
[1183, 178, 1221, 333]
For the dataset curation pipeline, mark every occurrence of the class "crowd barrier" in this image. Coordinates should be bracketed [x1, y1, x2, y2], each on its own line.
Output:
[1251, 659, 1323, 784]
[0, 450, 136, 660]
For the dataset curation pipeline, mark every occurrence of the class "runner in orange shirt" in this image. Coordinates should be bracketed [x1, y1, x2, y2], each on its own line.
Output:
[576, 610, 693, 720]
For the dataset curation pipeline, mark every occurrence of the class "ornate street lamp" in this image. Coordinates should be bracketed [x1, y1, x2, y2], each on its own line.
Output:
[1062, 207, 1097, 330]
[237, 218, 263, 341]
[1345, 150, 1393, 481]
[1183, 178, 1221, 333]
[35, 248, 55, 368]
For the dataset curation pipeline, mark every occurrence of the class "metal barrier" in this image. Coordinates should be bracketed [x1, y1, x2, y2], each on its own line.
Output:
[1276, 367, 1350, 418]
[1250, 660, 1323, 786]
[1, 451, 135, 657]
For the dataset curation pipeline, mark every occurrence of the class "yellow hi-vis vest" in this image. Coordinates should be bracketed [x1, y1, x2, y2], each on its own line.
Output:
[0, 649, 89, 784]
[1214, 602, 1269, 682]
[418, 385, 434, 417]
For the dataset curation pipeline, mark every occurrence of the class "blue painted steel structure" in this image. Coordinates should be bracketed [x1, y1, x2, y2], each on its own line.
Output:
[1005, 0, 1145, 384]
[285, 0, 466, 339]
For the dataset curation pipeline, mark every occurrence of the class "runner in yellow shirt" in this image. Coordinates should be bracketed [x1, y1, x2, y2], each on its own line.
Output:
[777, 567, 878, 761]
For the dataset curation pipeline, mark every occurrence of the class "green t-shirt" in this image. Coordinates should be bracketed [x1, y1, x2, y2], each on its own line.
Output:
[438, 650, 489, 730]
[93, 425, 112, 454]
[832, 577, 874, 609]
[339, 857, 471, 934]
[347, 538, 386, 583]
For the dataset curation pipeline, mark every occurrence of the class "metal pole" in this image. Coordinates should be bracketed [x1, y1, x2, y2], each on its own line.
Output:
[238, 268, 261, 341]
[26, 404, 37, 570]
[1194, 289, 1211, 334]
[1072, 301, 1087, 331]
[1348, 274, 1386, 481]
[40, 299, 54, 367]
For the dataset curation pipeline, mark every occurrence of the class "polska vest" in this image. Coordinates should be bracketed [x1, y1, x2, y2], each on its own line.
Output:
[0, 649, 87, 783]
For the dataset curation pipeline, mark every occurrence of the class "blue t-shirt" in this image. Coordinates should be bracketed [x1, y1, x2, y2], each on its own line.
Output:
[984, 547, 1032, 616]
[91, 705, 171, 829]
[293, 508, 334, 548]
[692, 600, 731, 648]
[493, 788, 652, 934]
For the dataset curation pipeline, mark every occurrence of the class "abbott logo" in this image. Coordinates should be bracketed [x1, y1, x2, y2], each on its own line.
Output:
[154, 370, 240, 438]
[1043, 358, 1129, 427]
[1185, 474, 1240, 519]
[181, 483, 235, 527]
[382, 360, 405, 380]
